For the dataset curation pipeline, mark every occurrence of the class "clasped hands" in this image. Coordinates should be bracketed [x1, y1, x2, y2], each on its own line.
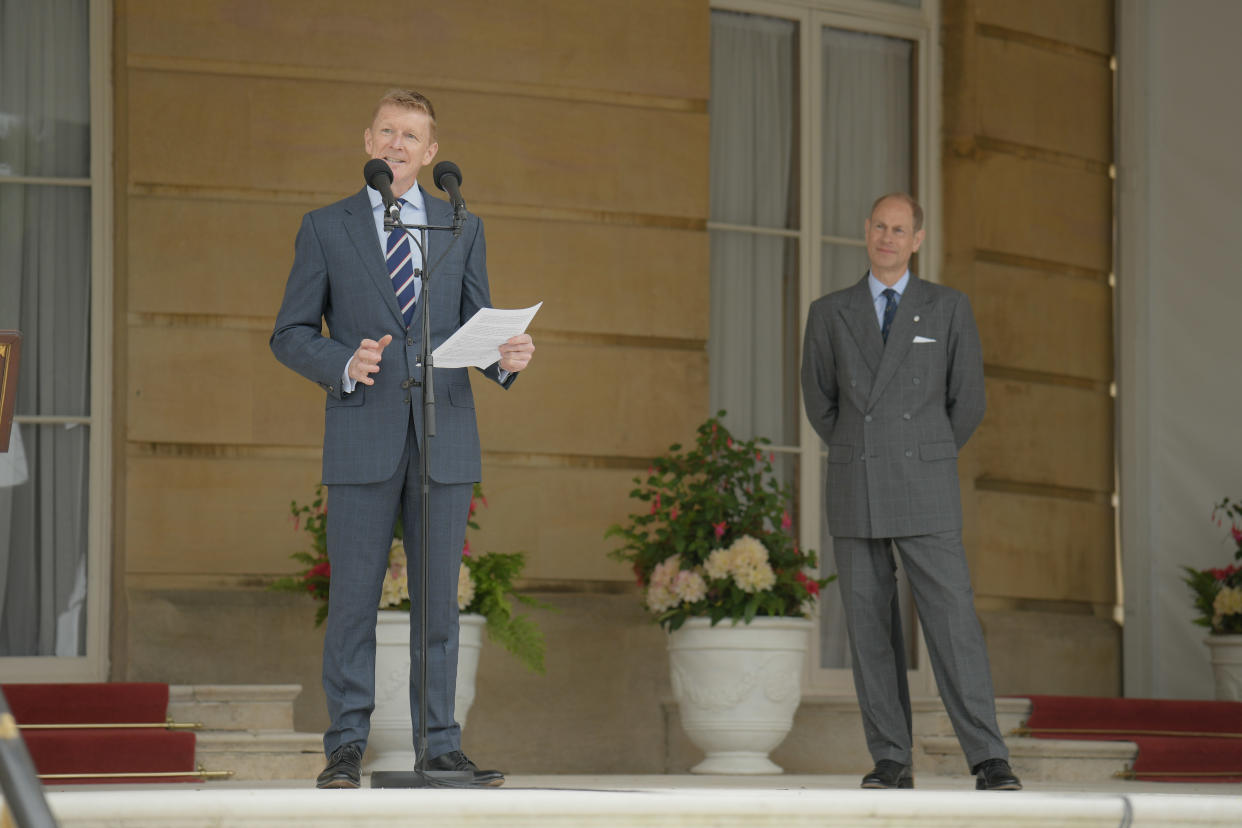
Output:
[348, 333, 535, 385]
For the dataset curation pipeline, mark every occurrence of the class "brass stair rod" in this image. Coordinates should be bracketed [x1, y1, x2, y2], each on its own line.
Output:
[19, 720, 204, 731]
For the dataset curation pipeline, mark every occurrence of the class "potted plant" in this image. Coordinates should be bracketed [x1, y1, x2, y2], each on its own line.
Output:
[1183, 496, 1242, 700]
[272, 484, 548, 769]
[606, 412, 832, 773]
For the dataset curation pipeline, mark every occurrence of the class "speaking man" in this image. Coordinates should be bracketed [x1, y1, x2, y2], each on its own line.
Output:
[271, 89, 533, 789]
[800, 193, 1020, 791]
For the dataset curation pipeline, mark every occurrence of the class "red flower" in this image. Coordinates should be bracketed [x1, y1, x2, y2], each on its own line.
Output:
[726, 437, 733, 448]
[462, 539, 472, 557]
[306, 561, 331, 592]
[781, 511, 792, 531]
[713, 521, 727, 539]
[469, 499, 477, 517]
[1233, 525, 1242, 544]
[670, 507, 679, 521]
[795, 571, 820, 597]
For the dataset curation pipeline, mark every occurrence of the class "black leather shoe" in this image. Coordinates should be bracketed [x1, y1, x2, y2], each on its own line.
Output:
[860, 759, 914, 789]
[426, 750, 505, 787]
[316, 743, 363, 789]
[973, 758, 1022, 790]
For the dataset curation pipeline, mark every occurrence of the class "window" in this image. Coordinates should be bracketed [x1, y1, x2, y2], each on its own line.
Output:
[0, 0, 112, 678]
[709, 0, 935, 691]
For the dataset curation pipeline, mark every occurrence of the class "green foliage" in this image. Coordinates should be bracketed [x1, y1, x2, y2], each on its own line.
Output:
[606, 412, 833, 631]
[462, 550, 552, 674]
[1183, 497, 1242, 635]
[269, 483, 551, 671]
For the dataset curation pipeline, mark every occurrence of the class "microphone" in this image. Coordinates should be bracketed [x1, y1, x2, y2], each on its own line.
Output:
[363, 159, 401, 227]
[433, 161, 467, 230]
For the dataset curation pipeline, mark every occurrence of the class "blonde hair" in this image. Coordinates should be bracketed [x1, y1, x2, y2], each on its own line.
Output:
[372, 89, 437, 136]
[870, 192, 924, 232]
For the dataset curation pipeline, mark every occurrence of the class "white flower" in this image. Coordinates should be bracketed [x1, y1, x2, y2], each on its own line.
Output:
[734, 560, 776, 593]
[650, 556, 682, 589]
[458, 563, 476, 611]
[646, 583, 680, 613]
[674, 570, 708, 604]
[729, 535, 768, 569]
[379, 539, 409, 609]
[1214, 585, 1242, 618]
[703, 546, 733, 581]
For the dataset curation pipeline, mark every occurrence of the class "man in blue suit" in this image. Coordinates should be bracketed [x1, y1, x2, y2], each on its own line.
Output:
[271, 89, 533, 789]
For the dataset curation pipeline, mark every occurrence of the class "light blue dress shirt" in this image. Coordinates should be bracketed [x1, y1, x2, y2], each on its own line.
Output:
[868, 269, 911, 330]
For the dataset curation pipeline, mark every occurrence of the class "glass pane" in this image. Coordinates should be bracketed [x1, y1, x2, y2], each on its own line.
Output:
[820, 242, 871, 303]
[0, 183, 92, 417]
[0, 422, 91, 657]
[820, 27, 913, 239]
[0, 0, 90, 178]
[710, 10, 798, 230]
[0, 0, 91, 178]
[709, 231, 799, 446]
[817, 462, 918, 670]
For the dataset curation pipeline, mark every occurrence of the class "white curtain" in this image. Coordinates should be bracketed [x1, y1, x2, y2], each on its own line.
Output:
[708, 11, 798, 447]
[816, 27, 915, 670]
[0, 0, 92, 657]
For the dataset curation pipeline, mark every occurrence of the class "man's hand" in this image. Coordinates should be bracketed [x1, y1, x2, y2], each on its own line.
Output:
[348, 335, 393, 386]
[498, 334, 535, 373]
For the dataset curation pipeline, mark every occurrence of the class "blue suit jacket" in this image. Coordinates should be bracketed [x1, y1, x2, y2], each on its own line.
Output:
[271, 185, 513, 485]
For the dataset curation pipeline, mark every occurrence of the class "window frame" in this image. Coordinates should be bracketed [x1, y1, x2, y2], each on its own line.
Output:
[709, 0, 940, 694]
[0, 0, 114, 681]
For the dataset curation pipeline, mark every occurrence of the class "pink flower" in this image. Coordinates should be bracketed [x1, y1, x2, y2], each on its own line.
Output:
[462, 539, 472, 557]
[1232, 525, 1242, 544]
[769, 452, 775, 463]
[781, 511, 792, 531]
[726, 437, 733, 448]
[713, 521, 727, 539]
[796, 571, 821, 597]
[755, 450, 763, 462]
[670, 507, 679, 521]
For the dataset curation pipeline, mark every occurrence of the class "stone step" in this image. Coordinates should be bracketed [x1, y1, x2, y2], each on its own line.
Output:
[168, 684, 300, 732]
[195, 731, 325, 781]
[166, 685, 324, 782]
[919, 735, 1137, 782]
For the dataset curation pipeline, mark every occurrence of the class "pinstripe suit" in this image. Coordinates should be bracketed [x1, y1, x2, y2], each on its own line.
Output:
[271, 186, 513, 759]
[801, 273, 1009, 771]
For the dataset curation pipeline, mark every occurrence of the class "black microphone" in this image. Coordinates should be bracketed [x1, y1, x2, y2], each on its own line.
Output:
[433, 161, 467, 227]
[363, 159, 401, 227]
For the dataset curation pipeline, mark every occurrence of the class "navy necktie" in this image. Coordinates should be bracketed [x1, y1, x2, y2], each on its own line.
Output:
[386, 198, 418, 328]
[880, 288, 898, 343]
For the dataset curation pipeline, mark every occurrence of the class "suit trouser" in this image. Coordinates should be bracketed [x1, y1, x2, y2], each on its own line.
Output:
[833, 531, 1008, 771]
[321, 421, 472, 758]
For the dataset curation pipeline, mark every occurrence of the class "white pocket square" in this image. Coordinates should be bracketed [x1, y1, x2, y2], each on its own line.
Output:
[913, 335, 936, 344]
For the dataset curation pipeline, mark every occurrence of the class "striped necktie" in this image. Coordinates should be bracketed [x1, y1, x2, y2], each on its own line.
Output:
[386, 199, 419, 327]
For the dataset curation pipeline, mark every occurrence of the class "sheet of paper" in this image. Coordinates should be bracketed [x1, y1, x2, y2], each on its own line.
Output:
[431, 302, 543, 369]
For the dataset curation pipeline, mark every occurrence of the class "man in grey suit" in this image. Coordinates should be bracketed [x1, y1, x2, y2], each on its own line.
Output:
[271, 89, 533, 789]
[800, 193, 1020, 791]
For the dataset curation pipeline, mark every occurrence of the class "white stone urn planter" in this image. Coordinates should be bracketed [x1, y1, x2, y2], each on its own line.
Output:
[1205, 634, 1242, 701]
[365, 611, 486, 772]
[668, 616, 812, 774]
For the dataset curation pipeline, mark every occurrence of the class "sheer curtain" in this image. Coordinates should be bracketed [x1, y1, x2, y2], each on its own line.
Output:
[816, 27, 915, 670]
[708, 12, 798, 447]
[0, 0, 93, 657]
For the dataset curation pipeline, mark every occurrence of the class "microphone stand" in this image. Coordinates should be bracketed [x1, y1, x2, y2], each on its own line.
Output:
[370, 206, 470, 789]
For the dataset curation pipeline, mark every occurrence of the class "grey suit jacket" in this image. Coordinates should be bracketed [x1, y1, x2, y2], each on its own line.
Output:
[800, 274, 985, 539]
[271, 186, 513, 486]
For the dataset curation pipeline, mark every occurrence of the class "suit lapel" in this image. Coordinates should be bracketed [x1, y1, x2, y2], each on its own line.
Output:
[343, 188, 405, 328]
[412, 187, 454, 321]
[866, 274, 930, 410]
[839, 275, 884, 377]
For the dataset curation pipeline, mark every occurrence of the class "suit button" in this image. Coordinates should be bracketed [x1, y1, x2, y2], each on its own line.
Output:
[913, 377, 921, 385]
[903, 413, 911, 420]
[905, 450, 913, 458]
[403, 396, 411, 404]
[864, 415, 872, 423]
[407, 337, 414, 346]
[401, 378, 413, 389]
[850, 380, 857, 387]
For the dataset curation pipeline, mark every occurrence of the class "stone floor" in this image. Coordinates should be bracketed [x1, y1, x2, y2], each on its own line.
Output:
[24, 773, 1242, 827]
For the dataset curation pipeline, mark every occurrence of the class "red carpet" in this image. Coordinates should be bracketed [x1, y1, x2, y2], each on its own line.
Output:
[2, 683, 201, 784]
[1020, 694, 1242, 782]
